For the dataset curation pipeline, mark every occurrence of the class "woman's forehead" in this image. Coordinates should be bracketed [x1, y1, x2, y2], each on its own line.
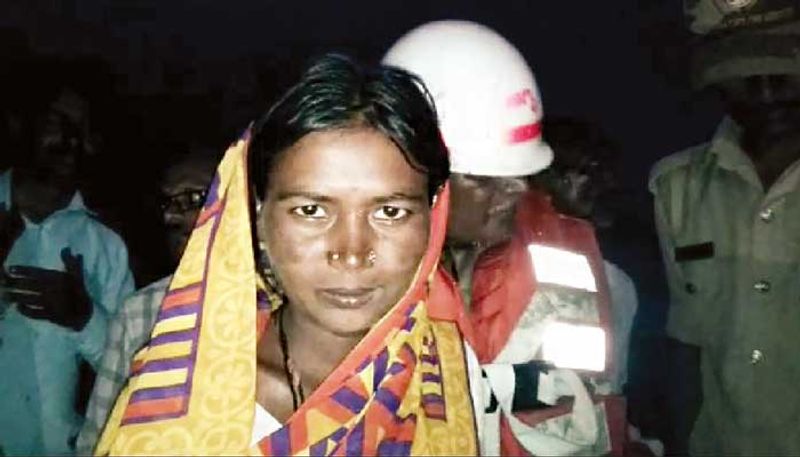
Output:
[267, 128, 428, 199]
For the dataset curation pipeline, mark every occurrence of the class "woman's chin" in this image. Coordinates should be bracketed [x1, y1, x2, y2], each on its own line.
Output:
[313, 302, 393, 338]
[319, 314, 375, 337]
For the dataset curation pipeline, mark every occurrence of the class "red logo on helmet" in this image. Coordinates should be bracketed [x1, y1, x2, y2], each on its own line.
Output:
[506, 88, 541, 144]
[506, 88, 540, 114]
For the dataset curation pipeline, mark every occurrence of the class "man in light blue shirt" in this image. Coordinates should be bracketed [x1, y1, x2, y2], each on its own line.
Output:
[0, 88, 134, 456]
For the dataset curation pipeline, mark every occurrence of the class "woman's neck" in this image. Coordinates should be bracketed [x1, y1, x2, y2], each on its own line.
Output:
[281, 306, 365, 391]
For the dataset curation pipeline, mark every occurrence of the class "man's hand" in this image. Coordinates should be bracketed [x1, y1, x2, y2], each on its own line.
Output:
[0, 203, 25, 266]
[4, 248, 93, 331]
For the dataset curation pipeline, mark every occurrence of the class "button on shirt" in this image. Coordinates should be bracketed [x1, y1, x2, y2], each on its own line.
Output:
[0, 171, 134, 456]
[650, 118, 800, 456]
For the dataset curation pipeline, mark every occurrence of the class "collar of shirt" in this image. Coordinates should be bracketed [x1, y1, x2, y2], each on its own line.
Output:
[0, 169, 91, 227]
[707, 117, 762, 188]
[707, 117, 800, 199]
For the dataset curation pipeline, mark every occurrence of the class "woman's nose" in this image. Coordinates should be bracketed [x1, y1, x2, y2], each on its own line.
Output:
[326, 213, 376, 270]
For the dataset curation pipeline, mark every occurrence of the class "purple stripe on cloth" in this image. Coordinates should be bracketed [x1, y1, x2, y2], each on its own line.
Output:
[149, 328, 198, 347]
[256, 290, 271, 310]
[356, 356, 372, 373]
[376, 387, 401, 415]
[332, 386, 368, 414]
[269, 425, 291, 456]
[420, 354, 439, 365]
[205, 173, 221, 206]
[401, 316, 416, 332]
[130, 384, 188, 403]
[331, 427, 347, 442]
[345, 419, 365, 457]
[388, 361, 406, 376]
[157, 303, 200, 320]
[138, 356, 191, 375]
[403, 303, 416, 318]
[422, 373, 442, 384]
[377, 440, 412, 457]
[310, 438, 329, 457]
[373, 349, 388, 391]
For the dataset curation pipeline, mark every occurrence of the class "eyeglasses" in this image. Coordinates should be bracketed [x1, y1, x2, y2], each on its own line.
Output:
[160, 189, 208, 213]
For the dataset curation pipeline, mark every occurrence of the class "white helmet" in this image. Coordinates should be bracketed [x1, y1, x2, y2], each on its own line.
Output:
[383, 20, 552, 177]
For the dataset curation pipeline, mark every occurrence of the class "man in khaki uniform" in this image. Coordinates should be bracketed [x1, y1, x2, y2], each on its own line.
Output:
[650, 1, 800, 454]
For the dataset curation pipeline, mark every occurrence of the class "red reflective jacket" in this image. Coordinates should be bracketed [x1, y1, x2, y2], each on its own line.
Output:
[468, 189, 625, 456]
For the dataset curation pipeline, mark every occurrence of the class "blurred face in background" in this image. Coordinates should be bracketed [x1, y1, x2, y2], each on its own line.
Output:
[537, 118, 619, 226]
[447, 173, 528, 249]
[28, 90, 92, 192]
[540, 151, 615, 221]
[717, 74, 800, 153]
[160, 156, 217, 263]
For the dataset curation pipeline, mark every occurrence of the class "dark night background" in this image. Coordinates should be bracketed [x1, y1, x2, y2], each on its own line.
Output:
[1, 0, 726, 437]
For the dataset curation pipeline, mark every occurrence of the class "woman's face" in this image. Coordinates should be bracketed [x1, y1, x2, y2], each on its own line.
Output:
[259, 128, 430, 336]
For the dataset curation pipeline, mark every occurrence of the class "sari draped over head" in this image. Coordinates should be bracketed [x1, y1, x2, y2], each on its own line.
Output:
[95, 132, 479, 456]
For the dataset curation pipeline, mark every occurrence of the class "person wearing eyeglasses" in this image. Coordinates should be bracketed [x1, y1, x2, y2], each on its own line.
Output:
[159, 150, 218, 264]
[0, 87, 135, 456]
[76, 149, 217, 455]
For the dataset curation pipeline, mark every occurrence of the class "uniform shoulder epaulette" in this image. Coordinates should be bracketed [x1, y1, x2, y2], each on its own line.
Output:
[648, 143, 710, 193]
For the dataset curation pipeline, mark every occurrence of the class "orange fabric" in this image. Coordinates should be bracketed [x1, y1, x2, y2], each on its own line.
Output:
[468, 228, 536, 363]
[427, 266, 479, 349]
[121, 397, 186, 421]
[160, 285, 202, 309]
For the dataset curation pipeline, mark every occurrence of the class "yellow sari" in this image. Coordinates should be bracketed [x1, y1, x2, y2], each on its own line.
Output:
[96, 133, 478, 455]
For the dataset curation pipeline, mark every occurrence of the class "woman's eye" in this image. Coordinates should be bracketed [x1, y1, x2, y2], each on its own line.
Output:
[373, 206, 410, 221]
[291, 204, 327, 219]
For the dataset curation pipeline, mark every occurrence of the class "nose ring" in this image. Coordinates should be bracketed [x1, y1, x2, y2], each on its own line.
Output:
[327, 250, 376, 266]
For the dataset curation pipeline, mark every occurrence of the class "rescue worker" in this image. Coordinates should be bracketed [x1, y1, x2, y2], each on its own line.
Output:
[650, 1, 800, 455]
[385, 21, 622, 456]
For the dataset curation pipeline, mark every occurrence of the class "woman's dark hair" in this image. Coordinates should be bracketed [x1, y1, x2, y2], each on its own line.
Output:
[248, 53, 449, 203]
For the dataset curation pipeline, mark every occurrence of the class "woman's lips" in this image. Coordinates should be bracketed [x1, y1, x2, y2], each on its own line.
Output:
[317, 287, 377, 309]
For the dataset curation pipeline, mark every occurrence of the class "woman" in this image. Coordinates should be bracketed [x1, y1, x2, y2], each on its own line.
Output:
[95, 55, 481, 455]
